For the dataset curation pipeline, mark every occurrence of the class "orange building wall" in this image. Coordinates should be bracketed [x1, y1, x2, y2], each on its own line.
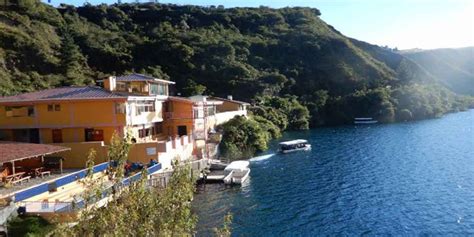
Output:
[0, 100, 127, 129]
[164, 100, 194, 138]
[40, 127, 122, 144]
[54, 142, 109, 168]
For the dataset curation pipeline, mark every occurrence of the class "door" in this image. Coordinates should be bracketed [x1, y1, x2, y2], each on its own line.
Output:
[52, 129, 63, 143]
[85, 129, 104, 142]
[177, 126, 187, 136]
[29, 129, 40, 143]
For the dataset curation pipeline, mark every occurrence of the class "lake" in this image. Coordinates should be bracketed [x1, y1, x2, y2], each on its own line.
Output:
[193, 110, 474, 236]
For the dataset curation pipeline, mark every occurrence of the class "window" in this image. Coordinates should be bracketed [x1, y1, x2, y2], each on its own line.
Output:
[135, 101, 155, 115]
[150, 83, 168, 96]
[116, 82, 129, 91]
[28, 107, 35, 116]
[5, 106, 35, 117]
[154, 122, 163, 134]
[115, 103, 126, 114]
[164, 102, 172, 113]
[52, 129, 63, 143]
[207, 106, 216, 116]
[47, 104, 60, 112]
[193, 108, 203, 118]
[85, 129, 104, 142]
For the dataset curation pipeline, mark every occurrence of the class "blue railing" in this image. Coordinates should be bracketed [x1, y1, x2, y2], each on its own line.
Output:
[17, 162, 162, 209]
[122, 163, 162, 186]
[14, 183, 49, 202]
[14, 162, 110, 202]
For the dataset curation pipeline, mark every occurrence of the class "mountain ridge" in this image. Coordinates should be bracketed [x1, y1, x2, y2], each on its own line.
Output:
[0, 1, 472, 125]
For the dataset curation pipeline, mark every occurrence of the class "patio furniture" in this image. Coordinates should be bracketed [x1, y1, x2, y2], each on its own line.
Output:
[11, 175, 30, 185]
[40, 171, 51, 178]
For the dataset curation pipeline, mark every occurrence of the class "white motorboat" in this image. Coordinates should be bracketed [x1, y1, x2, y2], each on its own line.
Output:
[279, 139, 311, 153]
[354, 117, 378, 124]
[223, 160, 250, 185]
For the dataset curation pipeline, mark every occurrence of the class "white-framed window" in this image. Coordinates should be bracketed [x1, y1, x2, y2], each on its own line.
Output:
[135, 101, 155, 115]
[115, 102, 126, 114]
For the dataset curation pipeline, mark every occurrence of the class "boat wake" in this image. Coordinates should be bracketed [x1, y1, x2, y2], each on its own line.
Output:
[249, 153, 276, 162]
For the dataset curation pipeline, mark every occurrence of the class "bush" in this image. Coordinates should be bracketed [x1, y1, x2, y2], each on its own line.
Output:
[8, 216, 54, 236]
[252, 95, 310, 130]
[220, 116, 271, 159]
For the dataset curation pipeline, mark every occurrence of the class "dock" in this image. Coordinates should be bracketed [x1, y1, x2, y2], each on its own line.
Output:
[199, 160, 249, 185]
[200, 170, 229, 184]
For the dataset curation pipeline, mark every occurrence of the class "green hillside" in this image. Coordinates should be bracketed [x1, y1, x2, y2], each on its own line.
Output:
[402, 47, 474, 95]
[0, 1, 472, 126]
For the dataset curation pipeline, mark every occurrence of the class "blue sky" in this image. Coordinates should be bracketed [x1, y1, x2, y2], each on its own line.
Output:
[43, 0, 474, 50]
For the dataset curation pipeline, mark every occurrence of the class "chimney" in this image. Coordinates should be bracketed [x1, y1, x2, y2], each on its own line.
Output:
[104, 76, 116, 92]
[227, 95, 233, 100]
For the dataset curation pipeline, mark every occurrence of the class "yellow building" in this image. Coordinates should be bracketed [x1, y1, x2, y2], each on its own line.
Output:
[0, 74, 175, 168]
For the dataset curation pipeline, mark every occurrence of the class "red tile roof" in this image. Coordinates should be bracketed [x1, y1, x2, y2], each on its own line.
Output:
[0, 142, 70, 163]
[0, 86, 127, 103]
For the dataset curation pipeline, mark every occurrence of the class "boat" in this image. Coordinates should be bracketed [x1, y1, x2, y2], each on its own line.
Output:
[223, 161, 250, 185]
[354, 117, 378, 124]
[279, 139, 311, 153]
[208, 159, 228, 170]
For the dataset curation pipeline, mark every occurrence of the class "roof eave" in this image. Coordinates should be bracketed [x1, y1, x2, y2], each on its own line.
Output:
[0, 97, 128, 105]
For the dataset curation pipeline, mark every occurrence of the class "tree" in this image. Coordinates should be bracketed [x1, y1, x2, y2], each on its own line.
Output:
[182, 79, 206, 96]
[59, 28, 93, 86]
[220, 116, 271, 159]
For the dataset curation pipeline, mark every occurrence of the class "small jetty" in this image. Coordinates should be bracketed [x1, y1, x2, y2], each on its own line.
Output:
[201, 160, 250, 185]
[354, 117, 378, 124]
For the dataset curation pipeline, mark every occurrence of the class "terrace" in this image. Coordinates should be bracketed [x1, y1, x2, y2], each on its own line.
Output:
[18, 162, 162, 220]
[0, 142, 73, 197]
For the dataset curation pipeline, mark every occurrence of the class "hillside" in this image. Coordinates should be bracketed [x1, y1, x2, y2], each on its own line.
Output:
[0, 1, 472, 126]
[402, 47, 474, 95]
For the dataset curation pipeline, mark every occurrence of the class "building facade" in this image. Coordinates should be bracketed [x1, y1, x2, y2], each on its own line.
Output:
[0, 74, 177, 168]
[0, 74, 249, 168]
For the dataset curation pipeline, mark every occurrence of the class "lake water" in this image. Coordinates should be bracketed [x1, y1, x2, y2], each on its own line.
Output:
[193, 110, 474, 236]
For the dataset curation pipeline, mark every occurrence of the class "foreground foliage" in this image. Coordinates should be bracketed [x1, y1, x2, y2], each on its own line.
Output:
[7, 216, 54, 237]
[53, 135, 197, 236]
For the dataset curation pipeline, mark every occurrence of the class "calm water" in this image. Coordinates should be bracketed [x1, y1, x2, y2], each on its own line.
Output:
[193, 110, 474, 236]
